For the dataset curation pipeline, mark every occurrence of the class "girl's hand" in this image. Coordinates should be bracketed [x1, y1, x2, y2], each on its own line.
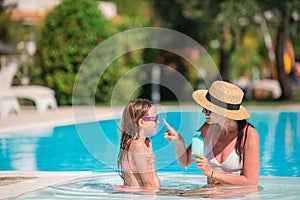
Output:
[193, 152, 212, 176]
[163, 119, 180, 141]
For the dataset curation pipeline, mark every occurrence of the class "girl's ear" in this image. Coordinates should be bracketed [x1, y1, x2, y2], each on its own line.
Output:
[138, 118, 144, 127]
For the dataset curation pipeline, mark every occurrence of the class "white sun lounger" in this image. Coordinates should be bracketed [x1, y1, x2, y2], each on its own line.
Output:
[0, 61, 57, 115]
[9, 85, 57, 113]
[0, 91, 20, 117]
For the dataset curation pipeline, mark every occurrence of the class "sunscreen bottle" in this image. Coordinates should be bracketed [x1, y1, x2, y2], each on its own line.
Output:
[191, 132, 204, 160]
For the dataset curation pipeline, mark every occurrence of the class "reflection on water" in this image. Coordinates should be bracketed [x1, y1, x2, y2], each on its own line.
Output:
[174, 185, 263, 199]
[0, 111, 299, 177]
[250, 111, 300, 176]
[0, 127, 53, 171]
[20, 173, 300, 200]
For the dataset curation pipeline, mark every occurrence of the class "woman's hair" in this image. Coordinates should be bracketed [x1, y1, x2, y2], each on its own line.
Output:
[117, 99, 154, 179]
[235, 119, 254, 162]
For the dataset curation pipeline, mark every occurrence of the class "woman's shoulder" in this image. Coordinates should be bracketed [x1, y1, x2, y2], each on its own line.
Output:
[200, 122, 209, 132]
[199, 122, 210, 138]
[245, 124, 258, 135]
[243, 124, 260, 152]
[200, 123, 220, 137]
[245, 124, 259, 142]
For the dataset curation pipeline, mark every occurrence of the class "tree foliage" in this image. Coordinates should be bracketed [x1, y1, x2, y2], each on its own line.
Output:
[150, 0, 300, 100]
[35, 0, 117, 105]
[150, 0, 261, 81]
[0, 0, 22, 47]
[34, 0, 152, 105]
[257, 0, 300, 100]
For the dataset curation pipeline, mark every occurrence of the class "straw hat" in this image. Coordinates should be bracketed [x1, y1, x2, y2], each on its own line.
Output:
[192, 81, 250, 120]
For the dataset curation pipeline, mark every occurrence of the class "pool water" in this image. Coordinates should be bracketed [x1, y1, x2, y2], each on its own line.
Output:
[1, 111, 299, 177]
[1, 111, 300, 199]
[20, 173, 300, 199]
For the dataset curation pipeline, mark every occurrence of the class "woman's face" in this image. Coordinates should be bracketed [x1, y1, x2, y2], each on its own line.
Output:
[202, 108, 224, 125]
[140, 105, 159, 136]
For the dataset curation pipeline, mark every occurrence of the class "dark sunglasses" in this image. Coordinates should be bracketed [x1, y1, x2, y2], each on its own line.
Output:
[142, 116, 158, 123]
[203, 108, 211, 116]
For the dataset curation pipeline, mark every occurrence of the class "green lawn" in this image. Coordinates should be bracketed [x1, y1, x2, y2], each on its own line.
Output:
[243, 87, 300, 107]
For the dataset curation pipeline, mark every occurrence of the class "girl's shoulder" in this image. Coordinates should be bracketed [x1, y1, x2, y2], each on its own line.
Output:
[129, 139, 150, 153]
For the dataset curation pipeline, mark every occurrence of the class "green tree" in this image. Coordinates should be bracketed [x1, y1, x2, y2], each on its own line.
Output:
[0, 0, 22, 50]
[150, 0, 300, 101]
[150, 0, 260, 82]
[107, 0, 151, 102]
[36, 0, 116, 105]
[258, 0, 300, 100]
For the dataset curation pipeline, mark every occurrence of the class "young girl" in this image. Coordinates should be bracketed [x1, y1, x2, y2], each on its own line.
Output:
[117, 99, 160, 190]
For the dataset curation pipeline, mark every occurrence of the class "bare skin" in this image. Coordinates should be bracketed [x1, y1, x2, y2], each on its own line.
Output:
[122, 106, 161, 190]
[163, 109, 260, 186]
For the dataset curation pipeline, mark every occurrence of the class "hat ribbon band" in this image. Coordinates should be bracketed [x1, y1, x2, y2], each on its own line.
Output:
[206, 92, 240, 110]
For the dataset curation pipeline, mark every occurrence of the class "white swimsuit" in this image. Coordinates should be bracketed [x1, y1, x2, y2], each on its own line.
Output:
[205, 141, 243, 175]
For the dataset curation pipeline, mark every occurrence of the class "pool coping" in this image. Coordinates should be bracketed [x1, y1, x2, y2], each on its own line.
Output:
[2, 171, 300, 199]
[0, 171, 97, 199]
[0, 105, 203, 133]
[1, 105, 300, 133]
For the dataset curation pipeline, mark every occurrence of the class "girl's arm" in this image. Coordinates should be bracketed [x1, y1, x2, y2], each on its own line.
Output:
[149, 141, 160, 189]
[152, 168, 161, 189]
[130, 140, 160, 190]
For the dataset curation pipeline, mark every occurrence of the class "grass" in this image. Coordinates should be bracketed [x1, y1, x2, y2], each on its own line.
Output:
[243, 87, 300, 107]
[158, 88, 300, 107]
[22, 87, 298, 108]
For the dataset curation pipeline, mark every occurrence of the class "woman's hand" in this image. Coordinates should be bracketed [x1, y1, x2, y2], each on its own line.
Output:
[163, 119, 180, 141]
[193, 152, 212, 176]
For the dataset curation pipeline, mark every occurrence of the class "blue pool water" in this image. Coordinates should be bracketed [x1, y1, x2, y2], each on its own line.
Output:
[1, 111, 300, 177]
[21, 173, 300, 199]
[1, 110, 300, 199]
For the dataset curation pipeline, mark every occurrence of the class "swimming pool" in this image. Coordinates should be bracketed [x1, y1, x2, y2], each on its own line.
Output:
[1, 110, 300, 198]
[17, 172, 300, 199]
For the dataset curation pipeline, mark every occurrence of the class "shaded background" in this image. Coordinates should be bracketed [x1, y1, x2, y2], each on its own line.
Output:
[1, 0, 300, 106]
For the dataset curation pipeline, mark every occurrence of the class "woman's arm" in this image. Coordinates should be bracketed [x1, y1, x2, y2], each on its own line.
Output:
[176, 135, 193, 167]
[164, 122, 193, 167]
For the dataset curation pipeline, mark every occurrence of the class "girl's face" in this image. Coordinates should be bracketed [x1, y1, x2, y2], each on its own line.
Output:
[139, 105, 159, 136]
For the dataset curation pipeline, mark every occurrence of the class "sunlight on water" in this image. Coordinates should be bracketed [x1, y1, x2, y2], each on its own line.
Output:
[1, 111, 300, 199]
[21, 173, 300, 200]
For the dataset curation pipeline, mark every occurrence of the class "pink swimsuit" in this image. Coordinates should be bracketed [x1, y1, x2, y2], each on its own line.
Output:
[121, 153, 155, 172]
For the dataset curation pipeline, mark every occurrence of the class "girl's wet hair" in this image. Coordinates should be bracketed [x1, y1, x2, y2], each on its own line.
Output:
[120, 99, 154, 139]
[117, 99, 154, 179]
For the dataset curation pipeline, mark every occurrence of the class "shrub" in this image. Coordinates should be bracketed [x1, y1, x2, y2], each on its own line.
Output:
[35, 0, 117, 105]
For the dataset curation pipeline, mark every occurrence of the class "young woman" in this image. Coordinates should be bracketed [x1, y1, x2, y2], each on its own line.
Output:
[117, 99, 160, 190]
[164, 81, 260, 186]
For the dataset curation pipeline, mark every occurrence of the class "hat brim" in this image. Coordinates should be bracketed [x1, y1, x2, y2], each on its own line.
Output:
[192, 90, 250, 120]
